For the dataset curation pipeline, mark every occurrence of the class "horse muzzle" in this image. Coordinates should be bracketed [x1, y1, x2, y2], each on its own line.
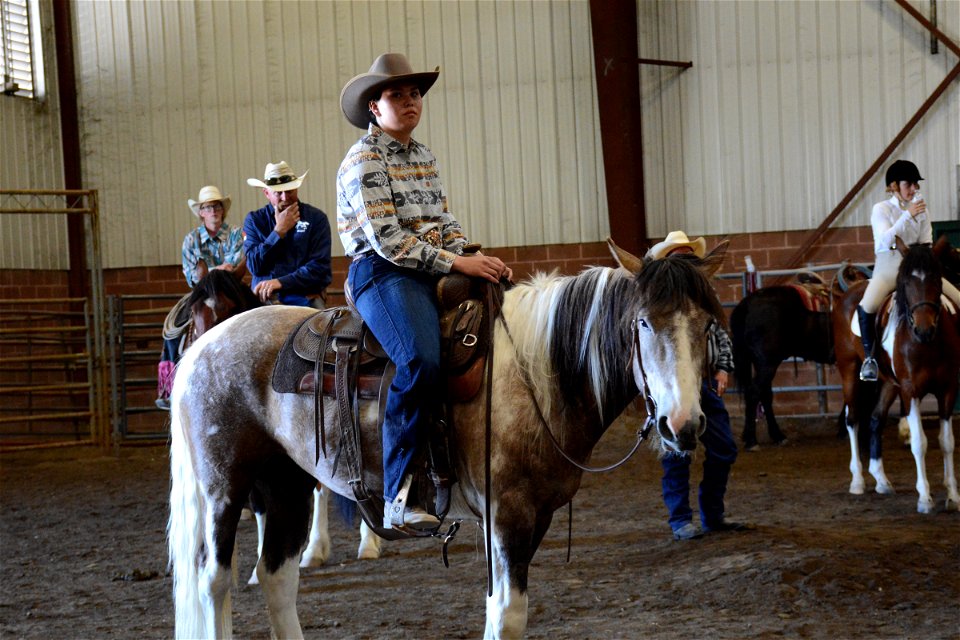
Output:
[657, 414, 704, 452]
[908, 300, 940, 343]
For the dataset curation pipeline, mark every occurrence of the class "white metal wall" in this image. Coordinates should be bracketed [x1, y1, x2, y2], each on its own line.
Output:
[639, 0, 960, 239]
[5, 0, 959, 271]
[0, 0, 68, 270]
[64, 0, 605, 269]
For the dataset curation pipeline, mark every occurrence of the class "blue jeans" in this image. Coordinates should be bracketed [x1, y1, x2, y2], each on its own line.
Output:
[661, 379, 738, 531]
[348, 254, 441, 502]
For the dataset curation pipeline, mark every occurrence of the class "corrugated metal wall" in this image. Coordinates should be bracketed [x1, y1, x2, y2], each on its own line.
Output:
[65, 0, 605, 269]
[639, 0, 959, 238]
[0, 0, 68, 270]
[5, 0, 959, 270]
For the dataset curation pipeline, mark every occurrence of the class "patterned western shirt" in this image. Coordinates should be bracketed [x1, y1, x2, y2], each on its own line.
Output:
[336, 125, 467, 273]
[707, 323, 734, 374]
[180, 222, 245, 288]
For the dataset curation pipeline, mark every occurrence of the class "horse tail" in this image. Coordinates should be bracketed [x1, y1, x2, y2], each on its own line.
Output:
[167, 398, 209, 639]
[729, 300, 753, 405]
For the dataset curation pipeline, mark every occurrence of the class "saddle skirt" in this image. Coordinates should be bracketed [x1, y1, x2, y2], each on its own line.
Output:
[787, 282, 831, 313]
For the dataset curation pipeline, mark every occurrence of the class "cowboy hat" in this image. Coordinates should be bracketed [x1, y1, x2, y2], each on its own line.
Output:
[246, 161, 308, 192]
[646, 230, 707, 260]
[187, 185, 231, 217]
[340, 53, 440, 129]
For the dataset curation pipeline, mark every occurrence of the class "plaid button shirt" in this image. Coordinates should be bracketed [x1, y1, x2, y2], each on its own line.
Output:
[336, 125, 467, 273]
[180, 222, 245, 287]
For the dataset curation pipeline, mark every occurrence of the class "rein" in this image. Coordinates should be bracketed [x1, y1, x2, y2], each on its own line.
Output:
[496, 312, 655, 474]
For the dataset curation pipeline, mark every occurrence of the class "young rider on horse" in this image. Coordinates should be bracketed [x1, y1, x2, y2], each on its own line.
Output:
[857, 160, 960, 382]
[647, 231, 749, 540]
[336, 53, 512, 531]
[156, 185, 246, 410]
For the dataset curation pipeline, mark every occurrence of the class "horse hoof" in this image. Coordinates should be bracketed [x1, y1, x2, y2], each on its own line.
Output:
[744, 443, 760, 452]
[849, 482, 865, 495]
[774, 438, 788, 447]
[240, 507, 253, 521]
[875, 482, 895, 495]
[300, 542, 331, 568]
[917, 499, 935, 514]
[248, 570, 259, 586]
[357, 546, 381, 560]
[946, 499, 960, 512]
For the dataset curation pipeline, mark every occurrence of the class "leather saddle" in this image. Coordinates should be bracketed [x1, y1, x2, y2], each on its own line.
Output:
[787, 275, 831, 313]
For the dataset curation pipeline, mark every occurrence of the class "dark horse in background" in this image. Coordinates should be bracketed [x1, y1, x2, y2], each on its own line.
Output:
[730, 265, 869, 450]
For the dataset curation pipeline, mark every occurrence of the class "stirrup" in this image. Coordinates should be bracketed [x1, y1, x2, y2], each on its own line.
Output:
[859, 357, 879, 382]
[384, 475, 440, 531]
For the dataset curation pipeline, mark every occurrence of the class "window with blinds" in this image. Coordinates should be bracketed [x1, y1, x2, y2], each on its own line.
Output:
[1, 0, 42, 99]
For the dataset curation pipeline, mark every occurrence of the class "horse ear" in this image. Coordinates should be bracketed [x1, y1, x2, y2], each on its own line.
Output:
[895, 235, 909, 257]
[933, 234, 950, 258]
[698, 239, 729, 277]
[607, 238, 644, 274]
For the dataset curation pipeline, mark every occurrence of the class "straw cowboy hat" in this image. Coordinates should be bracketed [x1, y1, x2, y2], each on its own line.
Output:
[647, 231, 707, 260]
[187, 185, 231, 217]
[340, 53, 440, 129]
[246, 161, 308, 192]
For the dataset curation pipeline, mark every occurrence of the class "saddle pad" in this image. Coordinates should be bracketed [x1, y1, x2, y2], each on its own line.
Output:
[850, 292, 956, 340]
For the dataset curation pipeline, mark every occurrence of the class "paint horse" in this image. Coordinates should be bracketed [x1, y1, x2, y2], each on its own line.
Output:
[167, 239, 728, 639]
[833, 237, 959, 513]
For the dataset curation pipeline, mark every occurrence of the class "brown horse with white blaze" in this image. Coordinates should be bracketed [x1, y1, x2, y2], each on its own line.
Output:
[833, 237, 960, 513]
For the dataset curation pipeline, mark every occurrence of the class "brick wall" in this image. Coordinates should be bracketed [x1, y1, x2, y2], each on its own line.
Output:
[1, 227, 876, 436]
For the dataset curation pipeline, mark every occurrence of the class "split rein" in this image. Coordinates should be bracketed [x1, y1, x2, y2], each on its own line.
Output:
[497, 312, 656, 474]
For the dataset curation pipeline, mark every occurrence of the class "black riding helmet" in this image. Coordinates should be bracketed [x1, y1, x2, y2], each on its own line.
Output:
[885, 159, 923, 185]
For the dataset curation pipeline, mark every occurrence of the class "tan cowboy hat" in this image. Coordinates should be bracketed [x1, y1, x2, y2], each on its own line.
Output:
[340, 53, 440, 129]
[647, 230, 707, 260]
[187, 185, 232, 217]
[246, 161, 308, 192]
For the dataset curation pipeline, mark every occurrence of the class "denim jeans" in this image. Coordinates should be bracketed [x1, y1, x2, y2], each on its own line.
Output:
[348, 253, 441, 501]
[661, 378, 739, 531]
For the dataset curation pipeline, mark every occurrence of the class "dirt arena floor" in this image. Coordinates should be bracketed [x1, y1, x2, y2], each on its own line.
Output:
[1, 416, 958, 639]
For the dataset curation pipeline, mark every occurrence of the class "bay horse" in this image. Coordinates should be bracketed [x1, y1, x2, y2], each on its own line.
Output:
[184, 270, 383, 576]
[167, 239, 728, 639]
[730, 265, 869, 450]
[833, 237, 959, 513]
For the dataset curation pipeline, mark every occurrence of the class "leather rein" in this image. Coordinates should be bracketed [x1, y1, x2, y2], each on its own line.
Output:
[497, 315, 656, 474]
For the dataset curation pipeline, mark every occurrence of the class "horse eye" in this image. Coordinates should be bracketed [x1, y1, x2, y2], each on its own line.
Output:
[639, 318, 651, 331]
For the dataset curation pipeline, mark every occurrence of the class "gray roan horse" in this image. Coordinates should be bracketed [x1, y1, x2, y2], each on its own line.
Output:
[168, 239, 727, 639]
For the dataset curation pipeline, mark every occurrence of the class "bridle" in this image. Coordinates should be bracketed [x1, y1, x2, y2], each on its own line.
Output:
[906, 298, 941, 334]
[497, 313, 655, 474]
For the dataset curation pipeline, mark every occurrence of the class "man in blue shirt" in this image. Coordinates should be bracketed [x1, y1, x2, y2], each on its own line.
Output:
[243, 161, 332, 307]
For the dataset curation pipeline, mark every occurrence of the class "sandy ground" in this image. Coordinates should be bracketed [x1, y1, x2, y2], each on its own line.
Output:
[1, 416, 958, 639]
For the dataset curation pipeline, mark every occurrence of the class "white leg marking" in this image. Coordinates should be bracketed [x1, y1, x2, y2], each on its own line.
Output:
[199, 559, 233, 639]
[869, 458, 895, 495]
[483, 530, 528, 640]
[248, 511, 267, 586]
[939, 417, 959, 511]
[847, 421, 865, 495]
[906, 400, 934, 513]
[259, 557, 304, 640]
[357, 520, 383, 560]
[300, 486, 331, 568]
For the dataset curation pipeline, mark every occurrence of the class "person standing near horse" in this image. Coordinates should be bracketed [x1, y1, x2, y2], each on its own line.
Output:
[857, 160, 960, 382]
[243, 161, 332, 307]
[647, 231, 747, 540]
[156, 185, 246, 410]
[336, 53, 512, 531]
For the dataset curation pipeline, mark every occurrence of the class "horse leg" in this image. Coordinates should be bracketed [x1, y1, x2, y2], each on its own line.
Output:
[483, 499, 552, 639]
[867, 381, 898, 495]
[247, 488, 266, 586]
[251, 456, 317, 639]
[936, 394, 960, 510]
[756, 365, 787, 445]
[199, 501, 244, 639]
[300, 484, 331, 568]
[357, 519, 383, 560]
[845, 402, 866, 495]
[741, 380, 760, 451]
[904, 399, 935, 514]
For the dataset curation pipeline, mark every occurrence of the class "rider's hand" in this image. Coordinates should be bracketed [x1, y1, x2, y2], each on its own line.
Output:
[713, 370, 728, 396]
[254, 278, 283, 303]
[452, 254, 513, 284]
[274, 201, 300, 237]
[908, 199, 926, 218]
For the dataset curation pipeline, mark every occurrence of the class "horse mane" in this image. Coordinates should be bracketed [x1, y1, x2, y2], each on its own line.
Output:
[187, 270, 262, 312]
[895, 242, 941, 320]
[505, 255, 724, 424]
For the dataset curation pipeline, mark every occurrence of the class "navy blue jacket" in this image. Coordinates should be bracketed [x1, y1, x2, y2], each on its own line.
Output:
[243, 201, 332, 305]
